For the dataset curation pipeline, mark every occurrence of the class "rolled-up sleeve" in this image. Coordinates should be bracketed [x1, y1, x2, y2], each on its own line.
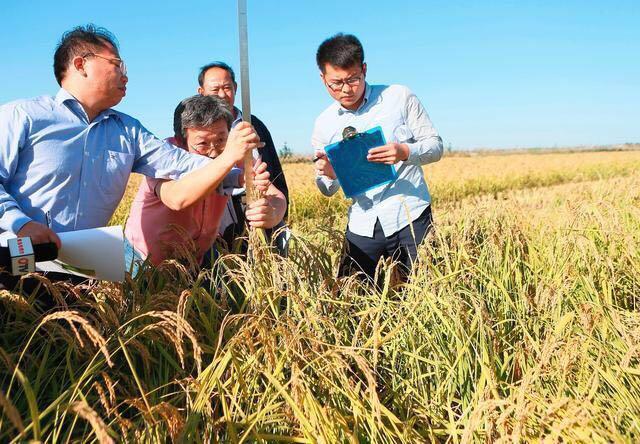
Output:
[403, 89, 443, 166]
[0, 104, 32, 233]
[130, 120, 211, 179]
[315, 174, 341, 196]
[311, 125, 341, 196]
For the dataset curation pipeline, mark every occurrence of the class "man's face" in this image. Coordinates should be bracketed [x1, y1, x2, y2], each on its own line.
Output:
[198, 68, 236, 109]
[81, 43, 128, 108]
[184, 119, 229, 158]
[321, 63, 367, 110]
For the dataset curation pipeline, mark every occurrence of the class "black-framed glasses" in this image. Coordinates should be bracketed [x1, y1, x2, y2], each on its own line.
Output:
[325, 73, 363, 92]
[83, 53, 127, 76]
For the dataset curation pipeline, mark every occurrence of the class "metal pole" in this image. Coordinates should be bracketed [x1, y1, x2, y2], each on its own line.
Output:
[237, 0, 255, 204]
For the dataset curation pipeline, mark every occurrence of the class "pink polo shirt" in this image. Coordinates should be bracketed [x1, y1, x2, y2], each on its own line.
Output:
[124, 144, 229, 266]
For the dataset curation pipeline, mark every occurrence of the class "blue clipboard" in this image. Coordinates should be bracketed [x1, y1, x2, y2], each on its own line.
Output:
[324, 126, 397, 198]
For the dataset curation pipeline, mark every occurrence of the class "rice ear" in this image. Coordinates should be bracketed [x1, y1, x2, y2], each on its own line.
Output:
[70, 400, 115, 444]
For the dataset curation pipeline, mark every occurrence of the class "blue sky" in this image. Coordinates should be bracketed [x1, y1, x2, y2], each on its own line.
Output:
[1, 0, 638, 153]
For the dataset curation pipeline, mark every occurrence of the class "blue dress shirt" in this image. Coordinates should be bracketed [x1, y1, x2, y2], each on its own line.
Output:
[312, 83, 443, 238]
[0, 89, 211, 234]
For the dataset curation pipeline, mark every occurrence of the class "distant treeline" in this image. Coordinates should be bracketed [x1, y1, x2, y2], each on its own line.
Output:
[283, 143, 640, 163]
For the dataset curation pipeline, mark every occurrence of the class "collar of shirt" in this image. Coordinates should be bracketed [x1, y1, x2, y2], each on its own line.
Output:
[230, 106, 259, 165]
[232, 107, 243, 127]
[54, 88, 117, 124]
[337, 82, 373, 116]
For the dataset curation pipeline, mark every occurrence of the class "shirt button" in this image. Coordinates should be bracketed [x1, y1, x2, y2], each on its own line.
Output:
[83, 181, 87, 186]
[84, 152, 89, 157]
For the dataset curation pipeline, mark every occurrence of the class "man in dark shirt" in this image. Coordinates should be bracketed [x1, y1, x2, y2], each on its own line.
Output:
[197, 62, 289, 252]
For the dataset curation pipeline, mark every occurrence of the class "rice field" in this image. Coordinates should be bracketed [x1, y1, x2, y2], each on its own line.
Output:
[1, 148, 640, 442]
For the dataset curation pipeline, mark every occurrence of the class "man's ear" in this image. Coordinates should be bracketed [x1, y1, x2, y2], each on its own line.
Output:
[197, 86, 204, 95]
[73, 56, 87, 76]
[233, 82, 238, 92]
[362, 62, 367, 78]
[174, 134, 186, 147]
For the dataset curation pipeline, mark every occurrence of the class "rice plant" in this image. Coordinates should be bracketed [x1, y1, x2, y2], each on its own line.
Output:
[1, 151, 639, 442]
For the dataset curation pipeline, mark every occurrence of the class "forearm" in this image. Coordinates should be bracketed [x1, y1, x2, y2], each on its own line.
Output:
[311, 129, 341, 197]
[0, 206, 32, 233]
[245, 184, 287, 229]
[158, 153, 237, 210]
[265, 185, 287, 228]
[132, 124, 211, 179]
[0, 197, 32, 233]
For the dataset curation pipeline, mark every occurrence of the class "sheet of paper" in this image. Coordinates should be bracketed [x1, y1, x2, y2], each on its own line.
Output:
[0, 226, 125, 282]
[324, 126, 397, 198]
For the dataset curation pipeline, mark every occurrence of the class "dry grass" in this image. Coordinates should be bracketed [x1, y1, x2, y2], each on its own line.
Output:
[281, 150, 640, 192]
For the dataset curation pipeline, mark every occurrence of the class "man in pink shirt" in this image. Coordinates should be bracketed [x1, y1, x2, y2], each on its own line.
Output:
[124, 95, 283, 271]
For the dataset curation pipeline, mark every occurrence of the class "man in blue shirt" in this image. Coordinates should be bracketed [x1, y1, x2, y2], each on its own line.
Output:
[0, 25, 262, 289]
[312, 34, 443, 282]
[0, 25, 262, 246]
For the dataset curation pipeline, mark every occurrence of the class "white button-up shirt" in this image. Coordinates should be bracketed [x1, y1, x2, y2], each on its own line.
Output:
[312, 83, 443, 237]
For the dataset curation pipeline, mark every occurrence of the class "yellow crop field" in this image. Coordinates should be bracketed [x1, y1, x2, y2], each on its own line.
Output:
[2, 149, 640, 442]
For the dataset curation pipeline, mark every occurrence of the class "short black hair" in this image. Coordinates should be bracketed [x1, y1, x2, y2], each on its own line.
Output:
[53, 24, 119, 86]
[316, 33, 364, 73]
[173, 95, 234, 141]
[173, 100, 187, 141]
[198, 61, 236, 87]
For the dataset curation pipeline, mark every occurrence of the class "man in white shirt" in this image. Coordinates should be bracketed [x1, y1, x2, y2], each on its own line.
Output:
[312, 33, 443, 282]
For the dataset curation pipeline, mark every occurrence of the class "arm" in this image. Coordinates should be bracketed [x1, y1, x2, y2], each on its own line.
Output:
[366, 87, 443, 166]
[253, 116, 289, 211]
[131, 122, 210, 180]
[402, 88, 443, 165]
[311, 126, 341, 197]
[157, 122, 263, 211]
[243, 160, 285, 229]
[0, 104, 60, 246]
[0, 104, 32, 233]
[245, 183, 286, 229]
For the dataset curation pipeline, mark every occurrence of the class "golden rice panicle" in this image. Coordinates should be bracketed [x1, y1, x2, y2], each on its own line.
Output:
[137, 310, 203, 373]
[40, 310, 113, 367]
[70, 401, 114, 444]
[0, 389, 24, 434]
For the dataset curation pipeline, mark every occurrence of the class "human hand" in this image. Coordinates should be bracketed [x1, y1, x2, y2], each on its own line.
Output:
[17, 221, 61, 249]
[223, 122, 265, 164]
[252, 161, 271, 193]
[245, 197, 278, 228]
[366, 143, 409, 164]
[313, 151, 336, 180]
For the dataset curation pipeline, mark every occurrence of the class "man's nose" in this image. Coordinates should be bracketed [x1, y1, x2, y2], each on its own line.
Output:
[217, 89, 226, 98]
[121, 74, 128, 84]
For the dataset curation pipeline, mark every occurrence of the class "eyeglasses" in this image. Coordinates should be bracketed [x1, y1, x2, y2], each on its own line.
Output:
[189, 141, 224, 155]
[83, 53, 127, 76]
[325, 73, 363, 92]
